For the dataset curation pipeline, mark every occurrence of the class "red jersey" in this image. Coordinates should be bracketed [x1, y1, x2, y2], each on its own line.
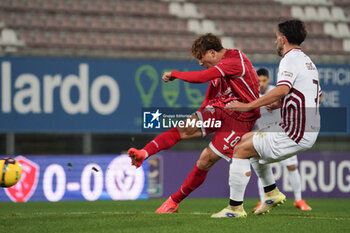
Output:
[171, 49, 260, 122]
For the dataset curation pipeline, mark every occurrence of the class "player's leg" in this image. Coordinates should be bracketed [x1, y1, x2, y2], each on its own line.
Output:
[281, 156, 312, 211]
[288, 165, 311, 210]
[211, 157, 250, 218]
[233, 131, 286, 215]
[155, 146, 221, 213]
[211, 118, 256, 218]
[128, 113, 202, 167]
[281, 156, 302, 201]
[286, 165, 301, 200]
[234, 132, 277, 193]
[251, 159, 285, 214]
[254, 178, 264, 211]
[250, 126, 315, 214]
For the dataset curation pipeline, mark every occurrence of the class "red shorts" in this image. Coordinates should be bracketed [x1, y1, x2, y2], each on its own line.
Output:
[196, 105, 255, 161]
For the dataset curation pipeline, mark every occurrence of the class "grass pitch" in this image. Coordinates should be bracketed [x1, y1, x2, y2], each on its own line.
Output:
[1, 198, 349, 233]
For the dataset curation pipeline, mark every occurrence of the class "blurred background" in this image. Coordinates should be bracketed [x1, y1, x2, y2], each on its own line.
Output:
[0, 0, 349, 202]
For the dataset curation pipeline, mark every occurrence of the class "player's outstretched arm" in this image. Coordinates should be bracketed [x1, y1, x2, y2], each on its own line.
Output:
[169, 68, 222, 83]
[225, 85, 290, 112]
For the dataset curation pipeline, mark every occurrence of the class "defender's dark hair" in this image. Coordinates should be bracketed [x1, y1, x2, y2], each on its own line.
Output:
[278, 19, 307, 46]
[191, 33, 224, 59]
[257, 68, 269, 77]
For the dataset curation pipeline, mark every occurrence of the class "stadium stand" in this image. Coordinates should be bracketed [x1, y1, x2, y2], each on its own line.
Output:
[0, 0, 349, 63]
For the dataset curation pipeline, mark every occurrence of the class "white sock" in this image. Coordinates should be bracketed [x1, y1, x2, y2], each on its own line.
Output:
[250, 157, 275, 187]
[257, 178, 265, 202]
[288, 169, 302, 201]
[229, 158, 251, 202]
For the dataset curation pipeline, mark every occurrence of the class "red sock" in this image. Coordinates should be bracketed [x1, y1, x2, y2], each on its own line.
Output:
[143, 127, 181, 157]
[171, 164, 208, 203]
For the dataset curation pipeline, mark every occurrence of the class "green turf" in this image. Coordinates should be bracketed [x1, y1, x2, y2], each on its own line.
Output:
[1, 198, 349, 233]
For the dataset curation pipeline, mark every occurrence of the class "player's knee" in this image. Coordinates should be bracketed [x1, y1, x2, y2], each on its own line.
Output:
[232, 144, 254, 159]
[233, 143, 244, 158]
[196, 159, 210, 170]
[233, 133, 257, 159]
[196, 156, 216, 170]
[181, 114, 203, 138]
[196, 149, 220, 170]
[177, 126, 196, 139]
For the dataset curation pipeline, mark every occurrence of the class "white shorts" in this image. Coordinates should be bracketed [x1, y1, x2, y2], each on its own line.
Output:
[253, 124, 309, 165]
[279, 155, 298, 167]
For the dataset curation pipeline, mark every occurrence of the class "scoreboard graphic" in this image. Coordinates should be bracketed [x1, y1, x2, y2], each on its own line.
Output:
[0, 155, 148, 202]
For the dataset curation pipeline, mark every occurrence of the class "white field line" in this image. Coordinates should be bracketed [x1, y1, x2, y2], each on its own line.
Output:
[10, 211, 350, 221]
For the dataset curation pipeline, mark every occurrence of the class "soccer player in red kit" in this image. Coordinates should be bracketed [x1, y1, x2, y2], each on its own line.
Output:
[128, 33, 260, 214]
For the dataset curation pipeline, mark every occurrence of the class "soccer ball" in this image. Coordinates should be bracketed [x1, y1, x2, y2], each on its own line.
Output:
[0, 158, 22, 187]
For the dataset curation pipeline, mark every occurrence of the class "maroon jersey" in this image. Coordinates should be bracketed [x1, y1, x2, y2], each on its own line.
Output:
[171, 49, 260, 122]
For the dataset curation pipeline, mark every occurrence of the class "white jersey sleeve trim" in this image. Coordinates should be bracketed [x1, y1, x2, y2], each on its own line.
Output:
[239, 76, 258, 100]
[277, 80, 292, 89]
[214, 65, 225, 77]
[238, 50, 246, 77]
[237, 50, 258, 99]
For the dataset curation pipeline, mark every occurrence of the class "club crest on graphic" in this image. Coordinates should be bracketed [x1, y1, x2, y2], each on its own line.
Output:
[105, 155, 144, 200]
[5, 156, 40, 202]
